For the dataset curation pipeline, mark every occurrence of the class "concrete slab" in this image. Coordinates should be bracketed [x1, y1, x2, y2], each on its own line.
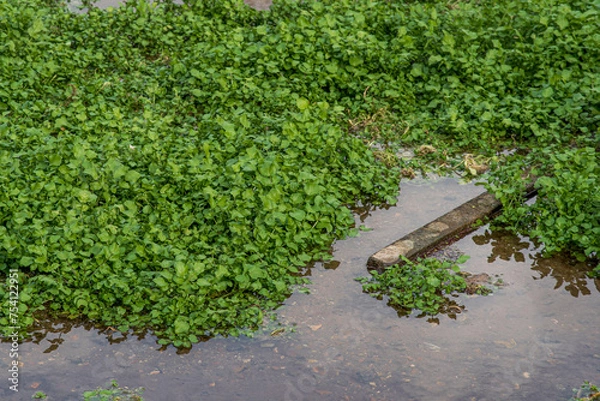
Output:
[367, 184, 536, 272]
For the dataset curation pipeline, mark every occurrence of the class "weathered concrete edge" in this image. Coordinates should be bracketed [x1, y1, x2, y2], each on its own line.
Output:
[367, 183, 536, 273]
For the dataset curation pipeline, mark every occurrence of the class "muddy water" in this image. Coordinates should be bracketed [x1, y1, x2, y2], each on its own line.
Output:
[2, 176, 599, 401]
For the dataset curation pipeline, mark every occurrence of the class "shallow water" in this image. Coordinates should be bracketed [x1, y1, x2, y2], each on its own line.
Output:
[2, 176, 599, 401]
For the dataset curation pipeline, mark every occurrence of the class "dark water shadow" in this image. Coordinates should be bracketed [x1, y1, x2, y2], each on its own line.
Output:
[351, 199, 394, 223]
[0, 314, 212, 354]
[472, 228, 600, 297]
[388, 298, 464, 324]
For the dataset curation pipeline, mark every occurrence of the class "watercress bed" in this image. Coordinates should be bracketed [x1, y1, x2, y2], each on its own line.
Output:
[0, 0, 400, 347]
[0, 0, 598, 346]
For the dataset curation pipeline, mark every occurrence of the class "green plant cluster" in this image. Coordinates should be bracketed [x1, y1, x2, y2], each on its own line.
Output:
[570, 381, 600, 401]
[32, 380, 144, 400]
[486, 146, 600, 275]
[356, 256, 468, 315]
[81, 380, 144, 401]
[0, 0, 598, 345]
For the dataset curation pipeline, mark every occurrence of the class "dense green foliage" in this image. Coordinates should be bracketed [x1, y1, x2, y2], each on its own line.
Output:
[356, 256, 468, 315]
[0, 0, 598, 345]
[487, 147, 600, 275]
[0, 0, 399, 346]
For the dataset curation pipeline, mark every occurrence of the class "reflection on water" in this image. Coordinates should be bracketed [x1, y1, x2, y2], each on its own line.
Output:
[389, 298, 464, 323]
[472, 228, 532, 263]
[322, 260, 341, 270]
[2, 178, 599, 401]
[473, 228, 600, 297]
[22, 318, 149, 349]
[533, 255, 600, 297]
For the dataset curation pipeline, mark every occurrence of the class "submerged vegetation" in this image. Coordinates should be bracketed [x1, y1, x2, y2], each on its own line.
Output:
[0, 0, 598, 345]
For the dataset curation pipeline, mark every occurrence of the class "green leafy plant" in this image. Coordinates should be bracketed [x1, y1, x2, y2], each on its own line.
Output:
[570, 381, 600, 401]
[356, 256, 469, 315]
[486, 146, 600, 275]
[82, 380, 144, 401]
[32, 392, 47, 399]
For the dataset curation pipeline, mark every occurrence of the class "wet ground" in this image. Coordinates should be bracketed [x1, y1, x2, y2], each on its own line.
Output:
[2, 176, 599, 401]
